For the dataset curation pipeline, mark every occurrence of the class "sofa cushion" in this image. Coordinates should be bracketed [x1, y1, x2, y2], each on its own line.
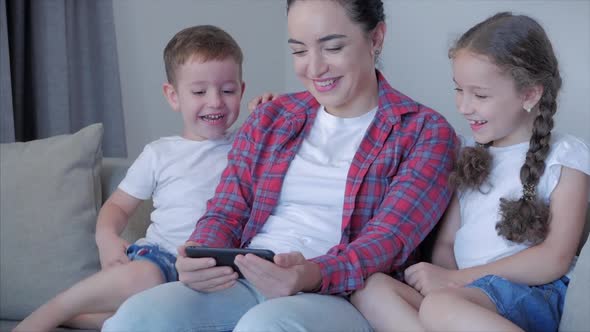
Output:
[0, 124, 103, 320]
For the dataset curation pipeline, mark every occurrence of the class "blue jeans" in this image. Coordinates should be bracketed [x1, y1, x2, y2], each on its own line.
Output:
[467, 275, 569, 332]
[126, 242, 178, 282]
[102, 280, 372, 332]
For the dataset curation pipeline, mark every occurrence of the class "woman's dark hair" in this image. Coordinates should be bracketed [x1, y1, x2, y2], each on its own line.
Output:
[449, 12, 562, 245]
[286, 0, 385, 33]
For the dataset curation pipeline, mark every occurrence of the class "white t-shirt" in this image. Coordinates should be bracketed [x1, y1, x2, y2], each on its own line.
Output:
[118, 134, 233, 254]
[248, 106, 377, 258]
[454, 133, 590, 276]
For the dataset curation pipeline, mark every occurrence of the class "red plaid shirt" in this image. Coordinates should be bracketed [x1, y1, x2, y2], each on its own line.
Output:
[189, 71, 458, 295]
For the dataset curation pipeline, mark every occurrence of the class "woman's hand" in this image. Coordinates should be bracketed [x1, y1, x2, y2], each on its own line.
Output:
[96, 233, 130, 269]
[247, 92, 279, 113]
[234, 251, 321, 298]
[176, 242, 239, 292]
[404, 262, 464, 296]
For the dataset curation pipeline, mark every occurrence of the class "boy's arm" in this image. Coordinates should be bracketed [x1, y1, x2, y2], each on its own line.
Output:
[430, 194, 460, 270]
[95, 189, 143, 268]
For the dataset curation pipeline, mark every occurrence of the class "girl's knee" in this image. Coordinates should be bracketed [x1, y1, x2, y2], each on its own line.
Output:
[419, 289, 462, 327]
[351, 272, 390, 308]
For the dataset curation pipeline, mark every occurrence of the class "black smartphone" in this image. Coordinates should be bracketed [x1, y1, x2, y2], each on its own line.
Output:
[184, 246, 275, 278]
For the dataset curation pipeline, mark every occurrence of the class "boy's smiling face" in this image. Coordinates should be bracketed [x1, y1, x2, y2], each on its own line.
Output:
[164, 56, 244, 141]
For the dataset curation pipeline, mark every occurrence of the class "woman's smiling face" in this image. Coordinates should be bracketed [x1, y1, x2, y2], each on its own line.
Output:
[287, 0, 384, 118]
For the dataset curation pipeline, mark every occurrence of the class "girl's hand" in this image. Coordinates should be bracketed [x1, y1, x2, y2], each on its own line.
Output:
[234, 251, 321, 298]
[176, 242, 239, 292]
[404, 262, 463, 296]
[247, 92, 279, 113]
[96, 234, 130, 269]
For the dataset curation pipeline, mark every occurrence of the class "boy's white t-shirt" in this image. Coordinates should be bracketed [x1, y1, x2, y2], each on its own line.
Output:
[118, 134, 233, 254]
[248, 106, 377, 259]
[454, 133, 590, 277]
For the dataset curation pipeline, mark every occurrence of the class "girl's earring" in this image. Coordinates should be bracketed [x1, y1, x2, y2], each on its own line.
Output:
[375, 49, 381, 55]
[524, 106, 532, 113]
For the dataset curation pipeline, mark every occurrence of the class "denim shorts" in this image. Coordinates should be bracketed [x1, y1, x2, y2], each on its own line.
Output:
[467, 274, 569, 332]
[126, 241, 178, 283]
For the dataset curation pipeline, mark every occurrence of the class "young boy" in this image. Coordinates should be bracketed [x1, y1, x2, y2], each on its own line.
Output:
[14, 25, 245, 332]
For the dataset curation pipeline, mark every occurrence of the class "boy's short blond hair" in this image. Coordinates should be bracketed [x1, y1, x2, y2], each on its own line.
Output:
[163, 25, 243, 85]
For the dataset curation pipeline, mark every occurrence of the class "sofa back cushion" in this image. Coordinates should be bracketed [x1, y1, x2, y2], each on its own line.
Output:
[0, 124, 103, 320]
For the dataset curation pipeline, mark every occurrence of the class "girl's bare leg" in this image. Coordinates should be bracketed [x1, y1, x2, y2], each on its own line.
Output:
[419, 287, 523, 332]
[13, 260, 164, 332]
[351, 272, 424, 332]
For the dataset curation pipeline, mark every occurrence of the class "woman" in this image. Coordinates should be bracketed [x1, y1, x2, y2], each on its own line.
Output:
[103, 1, 457, 331]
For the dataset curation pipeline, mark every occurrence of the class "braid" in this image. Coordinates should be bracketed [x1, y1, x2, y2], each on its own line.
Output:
[496, 75, 561, 245]
[449, 143, 492, 192]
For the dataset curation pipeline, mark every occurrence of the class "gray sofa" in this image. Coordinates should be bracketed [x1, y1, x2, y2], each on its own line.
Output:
[0, 125, 152, 332]
[1, 124, 589, 331]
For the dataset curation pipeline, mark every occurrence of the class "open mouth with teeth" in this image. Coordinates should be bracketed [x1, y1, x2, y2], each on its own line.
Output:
[200, 114, 225, 122]
[314, 77, 339, 92]
[469, 119, 488, 131]
[317, 79, 336, 87]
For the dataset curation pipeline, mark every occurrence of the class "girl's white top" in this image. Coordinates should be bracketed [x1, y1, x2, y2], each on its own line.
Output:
[454, 133, 590, 278]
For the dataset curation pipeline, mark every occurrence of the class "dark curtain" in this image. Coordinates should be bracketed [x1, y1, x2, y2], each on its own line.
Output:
[0, 0, 126, 157]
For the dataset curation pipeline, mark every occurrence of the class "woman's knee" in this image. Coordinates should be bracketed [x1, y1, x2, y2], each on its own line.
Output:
[102, 290, 154, 332]
[235, 301, 292, 332]
[102, 282, 188, 332]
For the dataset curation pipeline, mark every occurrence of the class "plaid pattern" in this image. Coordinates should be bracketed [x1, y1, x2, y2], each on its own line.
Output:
[189, 71, 458, 295]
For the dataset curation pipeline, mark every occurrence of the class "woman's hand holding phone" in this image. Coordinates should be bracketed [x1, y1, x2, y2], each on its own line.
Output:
[176, 242, 239, 292]
[234, 251, 322, 299]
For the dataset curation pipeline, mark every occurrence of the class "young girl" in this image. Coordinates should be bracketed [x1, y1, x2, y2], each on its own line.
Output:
[351, 12, 590, 332]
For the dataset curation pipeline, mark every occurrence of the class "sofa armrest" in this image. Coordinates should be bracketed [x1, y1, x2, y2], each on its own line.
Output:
[101, 158, 152, 243]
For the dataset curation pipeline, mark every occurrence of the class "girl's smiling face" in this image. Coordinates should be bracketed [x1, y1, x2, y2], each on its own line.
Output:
[452, 50, 539, 147]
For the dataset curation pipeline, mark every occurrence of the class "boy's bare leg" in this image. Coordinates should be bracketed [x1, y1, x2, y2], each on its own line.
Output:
[13, 260, 164, 332]
[62, 313, 113, 330]
[351, 273, 424, 332]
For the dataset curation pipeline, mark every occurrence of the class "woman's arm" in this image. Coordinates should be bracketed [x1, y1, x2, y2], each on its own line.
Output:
[454, 166, 589, 286]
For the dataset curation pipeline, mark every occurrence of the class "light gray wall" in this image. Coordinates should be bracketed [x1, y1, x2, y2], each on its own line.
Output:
[113, 0, 286, 159]
[377, 0, 590, 142]
[115, 0, 589, 159]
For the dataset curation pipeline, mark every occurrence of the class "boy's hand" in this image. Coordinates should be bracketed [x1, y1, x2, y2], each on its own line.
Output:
[247, 92, 279, 113]
[176, 242, 239, 292]
[96, 233, 130, 269]
[234, 251, 322, 298]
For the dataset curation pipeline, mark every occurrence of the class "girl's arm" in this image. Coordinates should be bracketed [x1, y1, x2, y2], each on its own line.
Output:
[430, 194, 461, 270]
[456, 166, 589, 286]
